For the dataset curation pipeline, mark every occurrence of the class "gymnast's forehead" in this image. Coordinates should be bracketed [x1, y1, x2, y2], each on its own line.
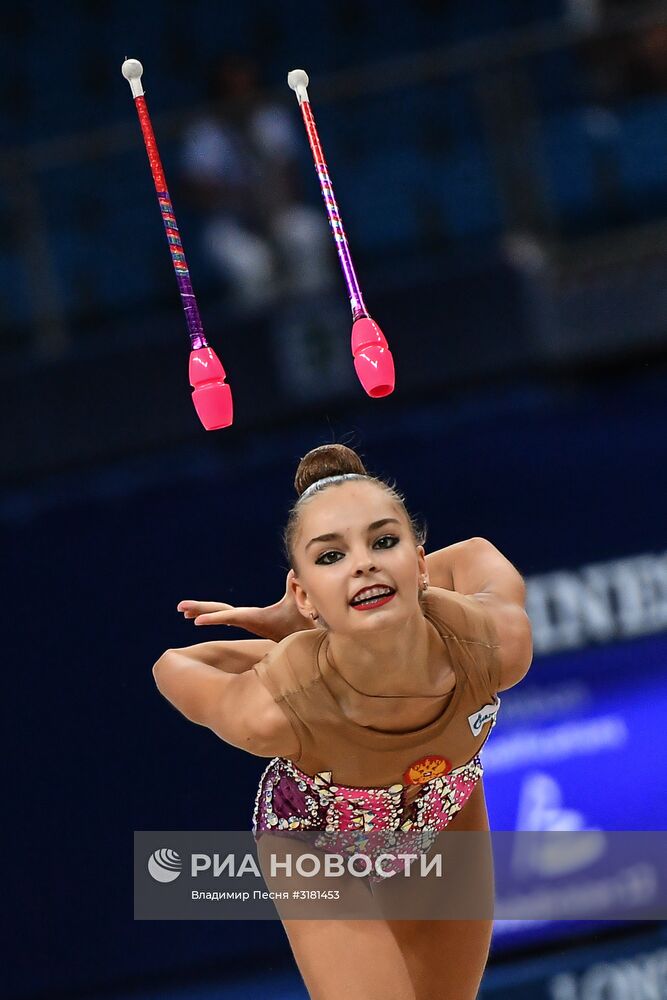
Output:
[296, 480, 405, 538]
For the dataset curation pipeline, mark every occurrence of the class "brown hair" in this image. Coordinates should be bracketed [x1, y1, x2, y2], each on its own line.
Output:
[283, 443, 426, 570]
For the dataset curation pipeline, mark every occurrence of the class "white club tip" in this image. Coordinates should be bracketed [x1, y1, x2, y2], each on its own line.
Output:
[122, 58, 143, 80]
[122, 58, 144, 98]
[287, 69, 309, 90]
[287, 68, 309, 104]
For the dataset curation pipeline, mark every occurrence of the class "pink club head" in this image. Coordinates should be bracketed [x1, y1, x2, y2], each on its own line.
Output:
[351, 317, 395, 398]
[189, 347, 234, 429]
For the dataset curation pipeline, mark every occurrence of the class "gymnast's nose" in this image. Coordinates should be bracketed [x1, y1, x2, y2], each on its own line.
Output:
[352, 557, 378, 576]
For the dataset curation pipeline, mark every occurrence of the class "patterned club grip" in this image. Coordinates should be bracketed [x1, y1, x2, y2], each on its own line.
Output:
[134, 96, 207, 350]
[300, 101, 368, 322]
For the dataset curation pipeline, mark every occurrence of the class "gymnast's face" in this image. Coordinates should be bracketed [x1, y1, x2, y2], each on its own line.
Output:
[291, 480, 428, 634]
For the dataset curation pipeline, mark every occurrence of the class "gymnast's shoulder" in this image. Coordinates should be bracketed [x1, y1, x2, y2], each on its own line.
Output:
[251, 627, 325, 700]
[423, 585, 533, 693]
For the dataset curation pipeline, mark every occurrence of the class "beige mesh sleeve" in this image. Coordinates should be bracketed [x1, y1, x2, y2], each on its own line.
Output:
[425, 587, 503, 696]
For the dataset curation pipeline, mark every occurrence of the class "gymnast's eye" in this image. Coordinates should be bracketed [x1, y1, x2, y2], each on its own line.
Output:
[374, 534, 399, 549]
[315, 550, 342, 565]
[315, 535, 399, 565]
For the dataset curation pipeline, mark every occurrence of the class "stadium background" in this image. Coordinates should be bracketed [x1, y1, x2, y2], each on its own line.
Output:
[4, 1, 667, 997]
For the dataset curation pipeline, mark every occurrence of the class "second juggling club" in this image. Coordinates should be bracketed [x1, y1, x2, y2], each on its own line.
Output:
[287, 69, 395, 398]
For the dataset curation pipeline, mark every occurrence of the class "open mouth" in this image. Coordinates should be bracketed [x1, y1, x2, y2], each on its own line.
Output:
[349, 588, 396, 611]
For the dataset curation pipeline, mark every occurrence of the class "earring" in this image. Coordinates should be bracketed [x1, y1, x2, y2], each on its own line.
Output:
[420, 577, 429, 592]
[310, 610, 319, 620]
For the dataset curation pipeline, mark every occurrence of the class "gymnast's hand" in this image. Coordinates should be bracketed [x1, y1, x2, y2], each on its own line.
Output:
[177, 570, 316, 643]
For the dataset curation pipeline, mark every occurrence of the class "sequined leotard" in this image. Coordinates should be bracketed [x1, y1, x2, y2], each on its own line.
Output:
[251, 588, 502, 869]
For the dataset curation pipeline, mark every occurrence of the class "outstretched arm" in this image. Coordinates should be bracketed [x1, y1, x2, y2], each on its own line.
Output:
[165, 638, 277, 674]
[180, 544, 527, 645]
[152, 643, 299, 758]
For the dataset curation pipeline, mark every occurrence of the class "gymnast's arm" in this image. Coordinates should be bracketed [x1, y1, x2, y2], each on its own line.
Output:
[159, 639, 278, 674]
[152, 641, 300, 757]
[425, 536, 532, 690]
[425, 537, 524, 602]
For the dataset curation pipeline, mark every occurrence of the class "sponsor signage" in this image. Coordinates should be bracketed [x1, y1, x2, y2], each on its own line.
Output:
[483, 616, 667, 952]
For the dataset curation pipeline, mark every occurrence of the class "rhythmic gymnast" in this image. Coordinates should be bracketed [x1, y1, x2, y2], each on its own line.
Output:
[153, 443, 533, 1000]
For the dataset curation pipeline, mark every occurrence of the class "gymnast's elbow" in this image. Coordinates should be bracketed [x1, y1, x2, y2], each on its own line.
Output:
[151, 650, 207, 725]
[152, 650, 179, 704]
[152, 649, 175, 686]
[497, 607, 533, 691]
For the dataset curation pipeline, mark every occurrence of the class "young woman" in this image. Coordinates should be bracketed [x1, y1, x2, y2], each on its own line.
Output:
[153, 443, 533, 1000]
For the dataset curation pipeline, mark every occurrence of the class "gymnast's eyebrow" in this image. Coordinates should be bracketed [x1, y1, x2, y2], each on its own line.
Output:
[305, 518, 401, 551]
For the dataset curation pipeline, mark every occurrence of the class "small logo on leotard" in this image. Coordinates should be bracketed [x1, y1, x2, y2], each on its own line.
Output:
[403, 754, 452, 786]
[467, 700, 499, 736]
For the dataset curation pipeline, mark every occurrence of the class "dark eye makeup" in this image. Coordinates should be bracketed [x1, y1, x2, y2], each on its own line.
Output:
[315, 534, 399, 566]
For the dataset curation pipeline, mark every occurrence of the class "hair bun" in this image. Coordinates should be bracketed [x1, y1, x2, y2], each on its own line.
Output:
[294, 444, 367, 497]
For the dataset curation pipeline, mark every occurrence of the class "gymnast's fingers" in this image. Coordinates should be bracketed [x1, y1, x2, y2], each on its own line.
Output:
[193, 608, 239, 625]
[177, 601, 234, 619]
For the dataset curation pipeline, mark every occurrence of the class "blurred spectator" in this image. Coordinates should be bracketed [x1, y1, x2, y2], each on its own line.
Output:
[181, 54, 334, 312]
[563, 0, 603, 34]
[568, 12, 667, 232]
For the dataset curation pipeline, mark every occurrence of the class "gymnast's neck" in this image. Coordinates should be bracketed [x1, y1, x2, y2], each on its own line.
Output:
[324, 608, 448, 697]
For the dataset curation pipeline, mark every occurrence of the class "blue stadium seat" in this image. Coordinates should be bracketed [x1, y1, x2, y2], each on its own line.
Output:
[436, 143, 503, 237]
[616, 96, 667, 200]
[537, 111, 598, 220]
[339, 148, 427, 250]
[0, 251, 31, 330]
[528, 46, 585, 114]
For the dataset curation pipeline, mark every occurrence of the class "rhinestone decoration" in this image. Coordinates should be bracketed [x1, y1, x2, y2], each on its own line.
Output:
[252, 755, 484, 852]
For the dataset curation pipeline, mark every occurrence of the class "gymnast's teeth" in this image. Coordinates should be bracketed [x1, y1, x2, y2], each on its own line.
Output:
[350, 587, 395, 606]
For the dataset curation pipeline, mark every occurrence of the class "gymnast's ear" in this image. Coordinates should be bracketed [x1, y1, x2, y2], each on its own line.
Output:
[289, 571, 316, 621]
